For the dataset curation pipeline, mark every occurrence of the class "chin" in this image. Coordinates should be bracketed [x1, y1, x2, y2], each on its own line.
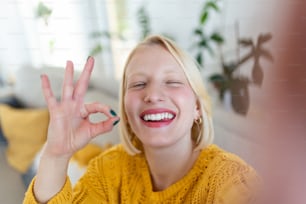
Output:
[141, 139, 176, 150]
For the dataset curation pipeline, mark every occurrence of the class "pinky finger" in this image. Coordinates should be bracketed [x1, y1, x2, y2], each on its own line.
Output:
[41, 74, 57, 108]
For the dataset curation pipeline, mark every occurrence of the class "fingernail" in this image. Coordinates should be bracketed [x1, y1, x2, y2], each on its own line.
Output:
[87, 56, 91, 61]
[113, 119, 120, 126]
[110, 109, 117, 116]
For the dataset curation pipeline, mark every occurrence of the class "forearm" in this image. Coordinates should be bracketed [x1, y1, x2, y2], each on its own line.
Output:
[33, 146, 71, 203]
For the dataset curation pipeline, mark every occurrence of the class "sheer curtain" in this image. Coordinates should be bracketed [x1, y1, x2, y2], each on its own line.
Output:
[0, 0, 119, 83]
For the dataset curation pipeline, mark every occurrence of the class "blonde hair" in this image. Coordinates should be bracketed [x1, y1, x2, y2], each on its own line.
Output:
[119, 35, 214, 155]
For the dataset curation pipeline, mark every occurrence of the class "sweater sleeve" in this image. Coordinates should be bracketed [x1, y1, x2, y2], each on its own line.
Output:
[23, 158, 109, 204]
[23, 176, 73, 204]
[213, 155, 261, 204]
[23, 146, 122, 204]
[70, 155, 109, 203]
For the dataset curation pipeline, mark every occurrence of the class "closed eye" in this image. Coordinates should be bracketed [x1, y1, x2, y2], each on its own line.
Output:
[167, 81, 182, 84]
[166, 80, 184, 87]
[128, 82, 146, 89]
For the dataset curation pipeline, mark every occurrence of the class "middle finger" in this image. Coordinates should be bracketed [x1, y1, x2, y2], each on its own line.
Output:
[73, 57, 94, 101]
[61, 60, 74, 101]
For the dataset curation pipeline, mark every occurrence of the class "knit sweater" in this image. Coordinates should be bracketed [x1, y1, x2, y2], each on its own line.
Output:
[23, 144, 259, 204]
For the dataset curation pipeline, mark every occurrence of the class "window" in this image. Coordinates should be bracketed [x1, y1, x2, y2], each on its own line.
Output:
[1, 0, 142, 80]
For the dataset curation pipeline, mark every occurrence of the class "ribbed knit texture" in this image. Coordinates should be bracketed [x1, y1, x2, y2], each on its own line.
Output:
[23, 144, 259, 204]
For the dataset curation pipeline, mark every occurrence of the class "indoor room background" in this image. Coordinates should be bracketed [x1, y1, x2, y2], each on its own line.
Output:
[1, 0, 304, 203]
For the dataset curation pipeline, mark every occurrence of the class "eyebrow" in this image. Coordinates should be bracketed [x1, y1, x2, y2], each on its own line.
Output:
[126, 66, 182, 78]
[125, 72, 146, 81]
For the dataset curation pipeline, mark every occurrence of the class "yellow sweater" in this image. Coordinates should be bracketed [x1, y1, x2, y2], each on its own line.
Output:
[23, 144, 259, 204]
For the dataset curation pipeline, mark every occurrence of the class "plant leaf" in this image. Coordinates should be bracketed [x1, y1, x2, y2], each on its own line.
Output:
[239, 38, 253, 47]
[196, 52, 203, 66]
[200, 11, 209, 25]
[209, 74, 228, 99]
[198, 39, 208, 48]
[223, 62, 237, 75]
[210, 32, 224, 44]
[194, 28, 203, 36]
[89, 44, 103, 56]
[258, 33, 273, 44]
[206, 1, 220, 12]
[137, 6, 151, 39]
[260, 49, 274, 62]
[252, 65, 264, 86]
[36, 2, 52, 18]
[209, 73, 226, 82]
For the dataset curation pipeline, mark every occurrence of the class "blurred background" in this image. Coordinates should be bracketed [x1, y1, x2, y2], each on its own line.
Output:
[0, 0, 305, 203]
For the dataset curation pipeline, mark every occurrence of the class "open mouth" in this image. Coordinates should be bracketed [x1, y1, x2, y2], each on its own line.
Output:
[139, 109, 176, 128]
[141, 112, 175, 122]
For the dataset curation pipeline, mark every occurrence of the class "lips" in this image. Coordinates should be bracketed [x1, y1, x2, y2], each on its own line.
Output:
[140, 109, 176, 128]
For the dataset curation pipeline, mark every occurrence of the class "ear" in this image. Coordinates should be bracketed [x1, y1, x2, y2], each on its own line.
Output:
[194, 99, 201, 120]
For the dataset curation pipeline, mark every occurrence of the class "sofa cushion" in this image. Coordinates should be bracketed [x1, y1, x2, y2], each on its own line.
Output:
[0, 105, 49, 173]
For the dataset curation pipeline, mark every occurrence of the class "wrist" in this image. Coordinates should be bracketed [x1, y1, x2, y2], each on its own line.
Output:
[41, 143, 73, 161]
[34, 148, 71, 203]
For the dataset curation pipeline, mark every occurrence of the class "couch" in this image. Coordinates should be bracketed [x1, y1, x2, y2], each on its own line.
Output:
[0, 66, 121, 189]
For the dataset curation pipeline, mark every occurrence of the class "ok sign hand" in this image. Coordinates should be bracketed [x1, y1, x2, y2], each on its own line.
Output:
[40, 57, 120, 158]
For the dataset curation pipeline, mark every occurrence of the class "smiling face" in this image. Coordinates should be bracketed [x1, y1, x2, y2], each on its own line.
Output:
[123, 44, 200, 150]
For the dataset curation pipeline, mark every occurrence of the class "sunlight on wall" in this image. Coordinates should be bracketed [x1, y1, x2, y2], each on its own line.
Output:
[0, 0, 117, 77]
[20, 0, 90, 70]
[105, 0, 138, 79]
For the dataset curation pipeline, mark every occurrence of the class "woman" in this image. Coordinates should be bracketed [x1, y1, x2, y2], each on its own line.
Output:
[23, 35, 258, 203]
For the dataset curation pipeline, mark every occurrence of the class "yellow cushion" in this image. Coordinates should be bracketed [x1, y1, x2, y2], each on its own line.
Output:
[72, 143, 113, 167]
[0, 105, 49, 173]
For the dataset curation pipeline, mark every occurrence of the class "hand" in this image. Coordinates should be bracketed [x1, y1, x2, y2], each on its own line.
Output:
[40, 57, 120, 158]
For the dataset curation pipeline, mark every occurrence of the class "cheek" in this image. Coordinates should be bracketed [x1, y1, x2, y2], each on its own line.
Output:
[124, 92, 139, 120]
[124, 94, 132, 117]
[174, 88, 196, 103]
[175, 90, 198, 116]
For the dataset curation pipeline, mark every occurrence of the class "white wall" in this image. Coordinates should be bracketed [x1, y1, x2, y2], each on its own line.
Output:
[0, 1, 31, 82]
[128, 0, 288, 167]
[0, 0, 113, 83]
[133, 0, 285, 72]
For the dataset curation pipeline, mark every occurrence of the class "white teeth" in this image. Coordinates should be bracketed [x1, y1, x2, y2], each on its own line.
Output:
[143, 113, 174, 121]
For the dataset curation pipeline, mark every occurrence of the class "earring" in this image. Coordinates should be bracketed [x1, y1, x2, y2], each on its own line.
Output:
[195, 117, 202, 125]
[193, 117, 202, 145]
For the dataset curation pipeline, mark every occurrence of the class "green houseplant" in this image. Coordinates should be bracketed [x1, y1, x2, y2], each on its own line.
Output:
[35, 2, 52, 26]
[192, 0, 273, 115]
[192, 0, 224, 67]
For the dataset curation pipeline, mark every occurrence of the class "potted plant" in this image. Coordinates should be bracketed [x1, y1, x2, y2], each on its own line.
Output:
[191, 0, 224, 67]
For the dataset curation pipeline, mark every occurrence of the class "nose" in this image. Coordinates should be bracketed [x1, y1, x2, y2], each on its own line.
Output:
[143, 83, 165, 103]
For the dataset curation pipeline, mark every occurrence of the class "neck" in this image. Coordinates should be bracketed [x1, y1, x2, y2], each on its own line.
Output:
[144, 140, 200, 191]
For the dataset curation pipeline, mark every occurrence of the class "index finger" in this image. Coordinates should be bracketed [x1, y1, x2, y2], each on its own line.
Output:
[73, 57, 94, 101]
[41, 74, 57, 109]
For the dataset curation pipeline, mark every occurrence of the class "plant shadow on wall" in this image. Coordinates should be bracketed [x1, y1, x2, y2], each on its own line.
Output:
[210, 32, 273, 115]
[192, 0, 274, 116]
